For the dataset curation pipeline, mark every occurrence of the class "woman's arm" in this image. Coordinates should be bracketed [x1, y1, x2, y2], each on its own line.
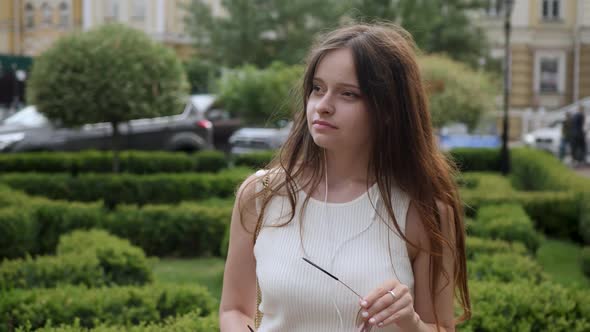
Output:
[408, 201, 456, 332]
[359, 201, 456, 331]
[219, 174, 260, 331]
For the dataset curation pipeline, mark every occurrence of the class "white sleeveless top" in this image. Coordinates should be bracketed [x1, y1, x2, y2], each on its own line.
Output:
[253, 170, 414, 332]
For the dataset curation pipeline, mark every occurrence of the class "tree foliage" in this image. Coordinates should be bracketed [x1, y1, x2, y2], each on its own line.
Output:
[349, 0, 490, 67]
[185, 0, 346, 67]
[216, 62, 302, 124]
[27, 24, 189, 172]
[419, 54, 497, 129]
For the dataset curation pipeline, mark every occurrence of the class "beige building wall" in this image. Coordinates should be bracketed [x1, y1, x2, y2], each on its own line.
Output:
[580, 45, 590, 98]
[0, 0, 16, 54]
[510, 44, 534, 107]
[529, 0, 578, 27]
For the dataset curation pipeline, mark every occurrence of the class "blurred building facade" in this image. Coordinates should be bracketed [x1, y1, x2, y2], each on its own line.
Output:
[479, 0, 590, 110]
[0, 0, 224, 59]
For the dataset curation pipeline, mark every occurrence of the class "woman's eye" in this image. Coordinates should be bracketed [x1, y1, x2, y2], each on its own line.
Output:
[343, 91, 359, 98]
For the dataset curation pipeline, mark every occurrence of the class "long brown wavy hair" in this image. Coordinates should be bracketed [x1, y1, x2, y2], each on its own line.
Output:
[243, 22, 471, 327]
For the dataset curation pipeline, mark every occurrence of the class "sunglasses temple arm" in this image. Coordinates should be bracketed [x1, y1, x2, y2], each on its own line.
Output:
[338, 280, 363, 300]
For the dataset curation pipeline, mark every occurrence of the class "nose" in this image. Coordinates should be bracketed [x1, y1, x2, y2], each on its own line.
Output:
[315, 93, 335, 115]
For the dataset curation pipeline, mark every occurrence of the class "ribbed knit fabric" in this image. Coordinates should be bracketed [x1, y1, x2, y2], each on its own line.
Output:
[253, 170, 414, 332]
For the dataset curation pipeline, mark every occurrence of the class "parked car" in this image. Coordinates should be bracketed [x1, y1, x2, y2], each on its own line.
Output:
[228, 121, 292, 155]
[188, 94, 242, 152]
[0, 101, 214, 153]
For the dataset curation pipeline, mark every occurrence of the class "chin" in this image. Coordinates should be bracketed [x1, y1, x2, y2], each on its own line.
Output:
[311, 134, 336, 149]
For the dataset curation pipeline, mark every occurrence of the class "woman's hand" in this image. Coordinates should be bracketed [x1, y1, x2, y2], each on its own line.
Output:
[358, 279, 421, 330]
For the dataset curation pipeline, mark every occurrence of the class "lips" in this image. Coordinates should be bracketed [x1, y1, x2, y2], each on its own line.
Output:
[312, 120, 338, 129]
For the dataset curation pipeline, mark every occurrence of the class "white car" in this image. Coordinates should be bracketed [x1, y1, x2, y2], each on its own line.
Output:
[523, 121, 563, 155]
[523, 119, 589, 157]
[228, 122, 292, 155]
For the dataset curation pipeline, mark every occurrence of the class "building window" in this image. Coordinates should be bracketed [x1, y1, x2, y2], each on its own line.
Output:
[41, 2, 52, 26]
[59, 2, 69, 27]
[132, 0, 146, 20]
[540, 58, 559, 93]
[534, 52, 565, 95]
[542, 0, 561, 21]
[485, 0, 504, 17]
[25, 3, 35, 28]
[105, 0, 120, 22]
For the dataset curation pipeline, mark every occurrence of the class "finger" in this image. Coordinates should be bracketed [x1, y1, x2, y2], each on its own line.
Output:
[360, 280, 399, 308]
[377, 306, 418, 328]
[371, 294, 412, 327]
[364, 283, 409, 317]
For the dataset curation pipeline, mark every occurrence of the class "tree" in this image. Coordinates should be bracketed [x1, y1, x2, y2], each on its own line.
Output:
[419, 54, 497, 130]
[185, 0, 346, 67]
[348, 0, 490, 67]
[183, 57, 219, 93]
[216, 62, 303, 125]
[27, 24, 189, 172]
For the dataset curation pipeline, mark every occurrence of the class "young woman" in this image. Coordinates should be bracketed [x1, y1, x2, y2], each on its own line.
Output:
[219, 23, 471, 331]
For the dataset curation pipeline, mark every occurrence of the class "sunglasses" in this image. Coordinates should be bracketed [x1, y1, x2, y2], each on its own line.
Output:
[302, 257, 372, 331]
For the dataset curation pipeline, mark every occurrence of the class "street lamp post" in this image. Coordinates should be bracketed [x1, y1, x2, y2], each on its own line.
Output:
[500, 0, 514, 175]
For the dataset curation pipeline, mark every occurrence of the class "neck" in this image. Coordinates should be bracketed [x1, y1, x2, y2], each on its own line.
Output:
[323, 148, 373, 188]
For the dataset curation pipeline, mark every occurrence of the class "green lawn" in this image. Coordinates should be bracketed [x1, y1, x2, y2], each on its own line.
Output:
[537, 238, 590, 288]
[152, 257, 225, 300]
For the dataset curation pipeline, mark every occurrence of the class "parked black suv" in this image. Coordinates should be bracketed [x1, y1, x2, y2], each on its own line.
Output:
[0, 101, 214, 153]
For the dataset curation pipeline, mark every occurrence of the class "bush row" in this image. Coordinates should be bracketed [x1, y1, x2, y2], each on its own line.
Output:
[22, 312, 219, 332]
[465, 236, 527, 260]
[462, 281, 590, 331]
[468, 253, 546, 283]
[0, 200, 233, 260]
[0, 284, 215, 332]
[447, 148, 501, 172]
[510, 148, 590, 244]
[0, 147, 496, 174]
[460, 172, 581, 240]
[0, 230, 152, 291]
[0, 168, 249, 206]
[469, 204, 542, 253]
[0, 150, 227, 174]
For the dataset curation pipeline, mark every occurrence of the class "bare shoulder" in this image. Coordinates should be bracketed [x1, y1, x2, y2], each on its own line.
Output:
[405, 200, 454, 260]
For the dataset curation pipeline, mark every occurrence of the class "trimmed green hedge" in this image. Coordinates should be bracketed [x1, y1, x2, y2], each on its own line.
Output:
[0, 230, 152, 290]
[233, 151, 275, 169]
[471, 204, 541, 253]
[468, 253, 546, 283]
[448, 148, 501, 172]
[0, 199, 233, 259]
[462, 281, 590, 331]
[0, 284, 215, 332]
[23, 312, 219, 332]
[460, 172, 580, 240]
[0, 168, 249, 206]
[510, 148, 590, 192]
[0, 150, 227, 174]
[466, 237, 527, 260]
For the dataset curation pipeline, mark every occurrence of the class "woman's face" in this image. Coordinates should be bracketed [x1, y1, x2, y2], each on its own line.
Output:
[306, 48, 372, 153]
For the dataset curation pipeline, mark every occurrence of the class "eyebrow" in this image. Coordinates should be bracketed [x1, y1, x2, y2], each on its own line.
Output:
[313, 77, 360, 90]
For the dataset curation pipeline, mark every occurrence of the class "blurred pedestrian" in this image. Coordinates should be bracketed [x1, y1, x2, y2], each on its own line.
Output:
[560, 112, 572, 161]
[571, 105, 587, 166]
